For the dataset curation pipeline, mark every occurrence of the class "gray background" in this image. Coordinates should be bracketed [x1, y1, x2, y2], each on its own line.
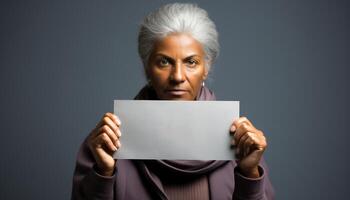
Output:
[1, 0, 349, 199]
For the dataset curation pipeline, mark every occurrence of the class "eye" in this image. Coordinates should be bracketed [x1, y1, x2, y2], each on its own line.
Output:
[186, 59, 198, 68]
[159, 58, 170, 67]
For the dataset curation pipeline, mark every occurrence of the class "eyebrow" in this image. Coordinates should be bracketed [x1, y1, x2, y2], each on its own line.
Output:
[154, 53, 200, 62]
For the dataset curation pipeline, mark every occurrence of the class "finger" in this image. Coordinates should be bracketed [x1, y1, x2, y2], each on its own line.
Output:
[239, 132, 258, 158]
[245, 133, 267, 156]
[103, 116, 122, 138]
[95, 132, 118, 152]
[103, 117, 121, 137]
[115, 128, 122, 138]
[255, 133, 267, 150]
[230, 124, 237, 134]
[99, 125, 118, 145]
[96, 113, 119, 129]
[92, 116, 122, 140]
[236, 132, 250, 158]
[95, 114, 108, 128]
[234, 122, 255, 142]
[105, 112, 121, 127]
[233, 117, 255, 130]
[242, 137, 255, 157]
[116, 139, 121, 149]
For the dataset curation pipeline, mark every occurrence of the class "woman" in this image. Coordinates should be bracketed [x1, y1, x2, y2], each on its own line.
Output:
[72, 3, 274, 200]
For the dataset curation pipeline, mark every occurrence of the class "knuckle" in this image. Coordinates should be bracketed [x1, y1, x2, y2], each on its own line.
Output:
[110, 132, 117, 140]
[242, 123, 249, 131]
[260, 131, 265, 137]
[238, 132, 246, 140]
[103, 117, 109, 123]
[101, 132, 108, 139]
[115, 116, 121, 126]
[247, 132, 253, 138]
[111, 123, 117, 131]
[241, 116, 248, 121]
[250, 139, 256, 145]
[246, 132, 252, 142]
[262, 137, 267, 146]
[102, 125, 109, 132]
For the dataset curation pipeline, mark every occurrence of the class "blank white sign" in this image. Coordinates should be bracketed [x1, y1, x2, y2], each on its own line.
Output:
[113, 100, 239, 160]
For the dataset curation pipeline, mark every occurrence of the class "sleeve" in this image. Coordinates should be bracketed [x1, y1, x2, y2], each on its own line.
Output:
[233, 158, 275, 200]
[71, 138, 116, 200]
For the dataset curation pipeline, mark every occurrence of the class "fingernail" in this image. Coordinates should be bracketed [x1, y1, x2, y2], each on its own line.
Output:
[232, 140, 236, 146]
[230, 126, 236, 132]
[236, 147, 240, 155]
[113, 146, 118, 151]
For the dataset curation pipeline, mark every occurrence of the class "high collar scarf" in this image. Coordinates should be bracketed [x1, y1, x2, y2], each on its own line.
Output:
[133, 85, 230, 200]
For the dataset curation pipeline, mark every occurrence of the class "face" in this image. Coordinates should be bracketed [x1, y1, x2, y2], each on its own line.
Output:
[146, 33, 208, 100]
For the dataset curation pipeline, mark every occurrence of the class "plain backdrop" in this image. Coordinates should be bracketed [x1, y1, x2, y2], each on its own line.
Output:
[1, 0, 349, 199]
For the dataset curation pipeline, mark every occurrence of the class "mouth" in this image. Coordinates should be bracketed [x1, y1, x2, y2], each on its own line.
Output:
[165, 89, 188, 96]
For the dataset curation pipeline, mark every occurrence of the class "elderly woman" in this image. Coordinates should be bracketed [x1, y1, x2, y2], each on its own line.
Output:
[72, 3, 274, 200]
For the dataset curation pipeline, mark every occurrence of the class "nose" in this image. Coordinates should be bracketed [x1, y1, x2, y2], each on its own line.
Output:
[170, 63, 185, 84]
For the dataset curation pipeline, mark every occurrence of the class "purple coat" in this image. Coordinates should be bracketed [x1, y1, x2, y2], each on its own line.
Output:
[71, 86, 275, 200]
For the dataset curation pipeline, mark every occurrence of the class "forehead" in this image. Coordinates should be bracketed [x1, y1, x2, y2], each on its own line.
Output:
[152, 33, 205, 57]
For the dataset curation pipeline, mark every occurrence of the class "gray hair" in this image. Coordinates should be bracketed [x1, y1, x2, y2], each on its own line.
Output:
[138, 3, 219, 71]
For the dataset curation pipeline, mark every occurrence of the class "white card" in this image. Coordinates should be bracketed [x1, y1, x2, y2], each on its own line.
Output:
[113, 100, 239, 160]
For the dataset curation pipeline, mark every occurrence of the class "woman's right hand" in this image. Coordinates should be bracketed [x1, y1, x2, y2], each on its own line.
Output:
[87, 112, 122, 176]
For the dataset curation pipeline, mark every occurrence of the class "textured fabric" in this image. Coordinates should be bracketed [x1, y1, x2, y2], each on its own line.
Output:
[71, 85, 275, 200]
[162, 175, 209, 200]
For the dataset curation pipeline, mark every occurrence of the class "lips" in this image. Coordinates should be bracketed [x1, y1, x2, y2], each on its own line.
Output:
[165, 89, 188, 96]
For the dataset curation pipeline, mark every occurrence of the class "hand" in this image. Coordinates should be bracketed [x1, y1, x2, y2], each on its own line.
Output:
[230, 117, 267, 178]
[87, 112, 122, 176]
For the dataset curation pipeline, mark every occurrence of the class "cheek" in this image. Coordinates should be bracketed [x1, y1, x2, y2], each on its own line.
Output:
[149, 68, 169, 86]
[188, 68, 206, 86]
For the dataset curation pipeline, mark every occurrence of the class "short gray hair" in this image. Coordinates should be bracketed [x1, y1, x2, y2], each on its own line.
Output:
[138, 3, 219, 71]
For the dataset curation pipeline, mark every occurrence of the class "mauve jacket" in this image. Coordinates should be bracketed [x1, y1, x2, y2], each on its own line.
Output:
[71, 86, 275, 200]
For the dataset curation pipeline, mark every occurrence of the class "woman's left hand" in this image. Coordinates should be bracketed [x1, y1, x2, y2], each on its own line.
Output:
[230, 117, 267, 178]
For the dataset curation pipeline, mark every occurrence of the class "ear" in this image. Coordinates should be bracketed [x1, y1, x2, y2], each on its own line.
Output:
[203, 64, 209, 80]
